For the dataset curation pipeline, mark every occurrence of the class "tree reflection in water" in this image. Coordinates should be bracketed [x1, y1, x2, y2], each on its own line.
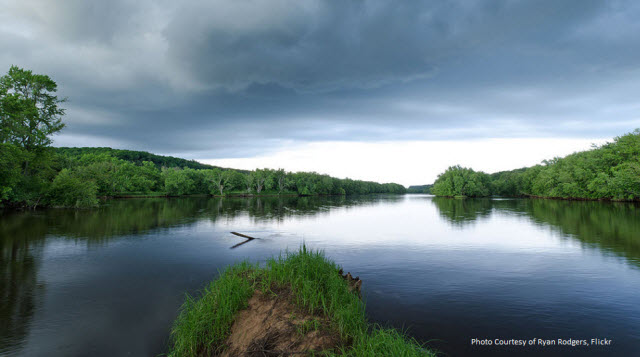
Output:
[432, 197, 640, 267]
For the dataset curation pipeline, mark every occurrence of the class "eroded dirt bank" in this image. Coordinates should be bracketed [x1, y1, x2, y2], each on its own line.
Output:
[221, 271, 362, 356]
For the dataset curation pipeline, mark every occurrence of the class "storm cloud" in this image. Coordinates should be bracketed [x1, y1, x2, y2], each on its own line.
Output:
[1, 0, 639, 158]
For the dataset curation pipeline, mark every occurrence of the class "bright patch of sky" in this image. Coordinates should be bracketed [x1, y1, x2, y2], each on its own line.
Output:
[203, 138, 609, 186]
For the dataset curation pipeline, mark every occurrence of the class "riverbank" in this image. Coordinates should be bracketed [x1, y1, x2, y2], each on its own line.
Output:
[524, 194, 640, 202]
[432, 194, 640, 202]
[168, 246, 432, 356]
[111, 191, 335, 199]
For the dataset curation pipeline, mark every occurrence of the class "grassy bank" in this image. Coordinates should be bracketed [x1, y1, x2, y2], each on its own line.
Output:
[168, 247, 432, 356]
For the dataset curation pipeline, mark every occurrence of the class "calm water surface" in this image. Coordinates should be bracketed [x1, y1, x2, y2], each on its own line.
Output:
[1, 195, 639, 356]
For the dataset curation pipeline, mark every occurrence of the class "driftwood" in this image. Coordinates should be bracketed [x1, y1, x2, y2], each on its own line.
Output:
[338, 268, 363, 296]
[231, 232, 259, 240]
[230, 232, 260, 249]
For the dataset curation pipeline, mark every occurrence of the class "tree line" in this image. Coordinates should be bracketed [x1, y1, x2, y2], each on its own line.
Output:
[1, 66, 405, 208]
[406, 184, 432, 194]
[431, 129, 640, 201]
[53, 150, 405, 205]
[55, 147, 225, 171]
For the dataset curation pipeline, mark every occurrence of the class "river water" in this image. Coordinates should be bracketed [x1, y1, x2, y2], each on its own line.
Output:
[1, 195, 639, 356]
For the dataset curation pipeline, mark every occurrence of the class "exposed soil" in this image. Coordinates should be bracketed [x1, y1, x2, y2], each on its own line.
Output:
[220, 272, 362, 356]
[220, 288, 339, 356]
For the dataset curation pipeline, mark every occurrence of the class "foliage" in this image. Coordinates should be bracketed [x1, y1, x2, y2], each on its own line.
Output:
[0, 66, 405, 207]
[163, 167, 197, 196]
[406, 184, 433, 194]
[431, 165, 491, 197]
[159, 166, 405, 198]
[55, 149, 406, 201]
[0, 66, 65, 207]
[0, 66, 66, 151]
[210, 168, 234, 195]
[432, 129, 640, 201]
[253, 168, 268, 193]
[55, 147, 223, 171]
[47, 169, 98, 208]
[274, 168, 286, 193]
[71, 154, 157, 195]
[0, 143, 25, 200]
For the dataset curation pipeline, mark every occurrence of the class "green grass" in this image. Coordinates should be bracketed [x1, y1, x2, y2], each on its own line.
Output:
[168, 262, 257, 356]
[297, 318, 321, 335]
[168, 246, 434, 356]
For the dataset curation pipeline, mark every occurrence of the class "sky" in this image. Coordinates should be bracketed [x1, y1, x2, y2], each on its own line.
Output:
[1, 0, 639, 186]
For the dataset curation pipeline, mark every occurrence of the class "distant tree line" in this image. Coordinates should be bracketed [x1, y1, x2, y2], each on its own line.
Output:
[54, 147, 228, 171]
[1, 66, 405, 208]
[8, 149, 406, 208]
[431, 130, 640, 201]
[406, 185, 432, 194]
[53, 150, 405, 202]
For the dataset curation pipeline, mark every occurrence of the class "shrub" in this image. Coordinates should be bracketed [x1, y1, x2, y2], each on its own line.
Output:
[47, 169, 98, 207]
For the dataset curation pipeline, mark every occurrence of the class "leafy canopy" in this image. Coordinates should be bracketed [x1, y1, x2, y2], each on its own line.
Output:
[0, 65, 66, 151]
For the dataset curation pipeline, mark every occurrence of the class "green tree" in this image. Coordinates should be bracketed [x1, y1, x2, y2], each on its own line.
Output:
[0, 66, 66, 206]
[254, 169, 268, 194]
[163, 168, 196, 196]
[227, 170, 246, 193]
[0, 66, 66, 154]
[47, 169, 98, 208]
[432, 165, 490, 197]
[432, 129, 640, 201]
[245, 172, 255, 193]
[0, 143, 26, 200]
[206, 169, 233, 195]
[274, 168, 286, 194]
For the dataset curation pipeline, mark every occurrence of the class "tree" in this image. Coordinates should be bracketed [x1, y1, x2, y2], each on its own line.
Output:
[47, 169, 98, 208]
[0, 66, 66, 153]
[0, 143, 25, 200]
[432, 165, 490, 197]
[0, 66, 66, 206]
[163, 168, 195, 196]
[208, 169, 233, 195]
[431, 129, 640, 201]
[245, 172, 255, 193]
[254, 169, 268, 194]
[274, 168, 286, 194]
[227, 170, 246, 192]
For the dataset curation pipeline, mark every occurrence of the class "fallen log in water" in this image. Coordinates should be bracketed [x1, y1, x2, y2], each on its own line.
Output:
[231, 232, 259, 240]
[229, 232, 261, 249]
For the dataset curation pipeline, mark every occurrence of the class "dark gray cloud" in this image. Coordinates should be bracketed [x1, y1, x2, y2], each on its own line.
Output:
[1, 0, 639, 158]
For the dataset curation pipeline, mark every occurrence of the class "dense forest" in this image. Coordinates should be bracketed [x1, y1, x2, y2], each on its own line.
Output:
[0, 66, 405, 209]
[431, 129, 640, 201]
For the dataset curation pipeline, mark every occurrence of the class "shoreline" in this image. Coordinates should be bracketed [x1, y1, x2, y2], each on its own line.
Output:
[168, 247, 433, 356]
[4, 193, 638, 212]
[109, 193, 349, 199]
[433, 194, 640, 203]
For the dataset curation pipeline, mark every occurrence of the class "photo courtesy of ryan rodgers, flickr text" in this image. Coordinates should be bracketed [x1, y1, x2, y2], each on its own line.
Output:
[471, 337, 612, 349]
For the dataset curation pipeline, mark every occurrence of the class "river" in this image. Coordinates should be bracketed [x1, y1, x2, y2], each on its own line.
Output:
[1, 195, 639, 356]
